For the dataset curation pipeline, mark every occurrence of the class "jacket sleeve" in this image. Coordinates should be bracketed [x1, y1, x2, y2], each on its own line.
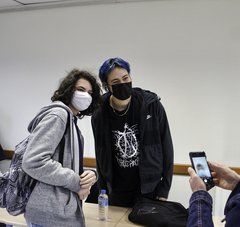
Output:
[22, 113, 81, 193]
[187, 190, 214, 227]
[91, 115, 108, 192]
[96, 159, 108, 192]
[225, 181, 240, 227]
[156, 101, 174, 199]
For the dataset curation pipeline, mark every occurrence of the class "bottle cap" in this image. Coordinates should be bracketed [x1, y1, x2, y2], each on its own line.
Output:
[100, 189, 106, 194]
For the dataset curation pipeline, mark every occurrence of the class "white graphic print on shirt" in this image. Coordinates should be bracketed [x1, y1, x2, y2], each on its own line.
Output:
[113, 123, 139, 168]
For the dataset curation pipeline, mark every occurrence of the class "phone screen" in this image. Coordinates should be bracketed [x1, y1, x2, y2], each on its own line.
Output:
[192, 157, 211, 178]
[189, 151, 215, 190]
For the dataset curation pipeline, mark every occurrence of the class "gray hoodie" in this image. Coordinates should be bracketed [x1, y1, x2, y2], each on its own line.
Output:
[22, 101, 85, 227]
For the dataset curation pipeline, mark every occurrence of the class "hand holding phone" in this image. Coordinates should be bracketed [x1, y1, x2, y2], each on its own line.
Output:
[188, 167, 207, 192]
[189, 151, 215, 190]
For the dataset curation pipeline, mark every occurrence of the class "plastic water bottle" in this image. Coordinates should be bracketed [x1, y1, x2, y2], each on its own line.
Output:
[98, 189, 108, 221]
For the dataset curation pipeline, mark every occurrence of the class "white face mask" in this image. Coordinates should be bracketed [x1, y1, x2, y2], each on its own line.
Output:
[71, 91, 92, 111]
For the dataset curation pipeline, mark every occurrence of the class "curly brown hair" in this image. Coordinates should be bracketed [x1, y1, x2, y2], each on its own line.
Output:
[51, 69, 102, 118]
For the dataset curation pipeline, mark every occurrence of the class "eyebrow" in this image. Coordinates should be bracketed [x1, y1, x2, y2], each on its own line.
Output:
[76, 86, 86, 90]
[76, 86, 92, 93]
[110, 74, 129, 83]
[111, 79, 120, 83]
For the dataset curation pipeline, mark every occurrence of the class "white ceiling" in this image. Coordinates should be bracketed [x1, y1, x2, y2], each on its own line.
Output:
[0, 0, 153, 13]
[20, 0, 70, 3]
[0, 0, 21, 7]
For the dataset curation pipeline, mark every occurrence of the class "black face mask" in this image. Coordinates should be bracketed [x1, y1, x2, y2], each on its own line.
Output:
[111, 82, 132, 100]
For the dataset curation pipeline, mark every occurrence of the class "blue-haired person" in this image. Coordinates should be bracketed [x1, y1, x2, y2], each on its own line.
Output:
[91, 57, 174, 207]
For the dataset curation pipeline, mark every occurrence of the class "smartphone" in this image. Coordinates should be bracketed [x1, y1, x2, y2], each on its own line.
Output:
[189, 151, 215, 190]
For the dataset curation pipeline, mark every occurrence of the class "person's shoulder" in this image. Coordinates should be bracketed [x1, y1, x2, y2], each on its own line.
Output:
[50, 107, 68, 119]
[133, 87, 161, 103]
[92, 105, 104, 122]
[46, 103, 71, 123]
[92, 92, 110, 118]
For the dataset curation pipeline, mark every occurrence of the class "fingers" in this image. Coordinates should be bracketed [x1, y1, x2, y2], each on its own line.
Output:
[80, 171, 89, 178]
[80, 179, 93, 188]
[188, 167, 207, 192]
[211, 171, 217, 177]
[80, 174, 96, 183]
[79, 193, 88, 200]
[79, 193, 85, 200]
[80, 177, 95, 185]
[80, 178, 95, 189]
[80, 170, 94, 178]
[213, 179, 219, 186]
[208, 161, 218, 171]
[80, 182, 93, 189]
[80, 184, 92, 189]
[80, 170, 96, 188]
[80, 174, 95, 182]
[188, 167, 197, 178]
[208, 161, 226, 172]
[78, 188, 90, 200]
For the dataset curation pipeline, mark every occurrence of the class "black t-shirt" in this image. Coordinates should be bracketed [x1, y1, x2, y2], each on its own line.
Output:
[107, 94, 141, 194]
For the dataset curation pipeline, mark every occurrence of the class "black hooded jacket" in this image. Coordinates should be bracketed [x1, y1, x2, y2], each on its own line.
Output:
[91, 88, 174, 198]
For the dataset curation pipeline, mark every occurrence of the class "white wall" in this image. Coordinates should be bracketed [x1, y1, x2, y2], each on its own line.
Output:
[0, 0, 239, 216]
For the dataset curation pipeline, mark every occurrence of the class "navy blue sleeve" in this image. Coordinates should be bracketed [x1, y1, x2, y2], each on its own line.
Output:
[225, 181, 240, 227]
[187, 190, 214, 227]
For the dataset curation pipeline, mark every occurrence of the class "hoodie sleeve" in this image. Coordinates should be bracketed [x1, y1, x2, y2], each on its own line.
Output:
[22, 112, 81, 193]
[155, 101, 174, 199]
[91, 114, 108, 192]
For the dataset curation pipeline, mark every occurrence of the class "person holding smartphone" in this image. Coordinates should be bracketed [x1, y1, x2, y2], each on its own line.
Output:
[187, 162, 240, 227]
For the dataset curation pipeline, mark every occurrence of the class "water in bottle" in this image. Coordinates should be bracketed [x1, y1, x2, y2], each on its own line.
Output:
[98, 189, 108, 221]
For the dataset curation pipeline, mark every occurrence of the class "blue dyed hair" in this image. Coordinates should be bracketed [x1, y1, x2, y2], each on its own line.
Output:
[99, 57, 131, 90]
